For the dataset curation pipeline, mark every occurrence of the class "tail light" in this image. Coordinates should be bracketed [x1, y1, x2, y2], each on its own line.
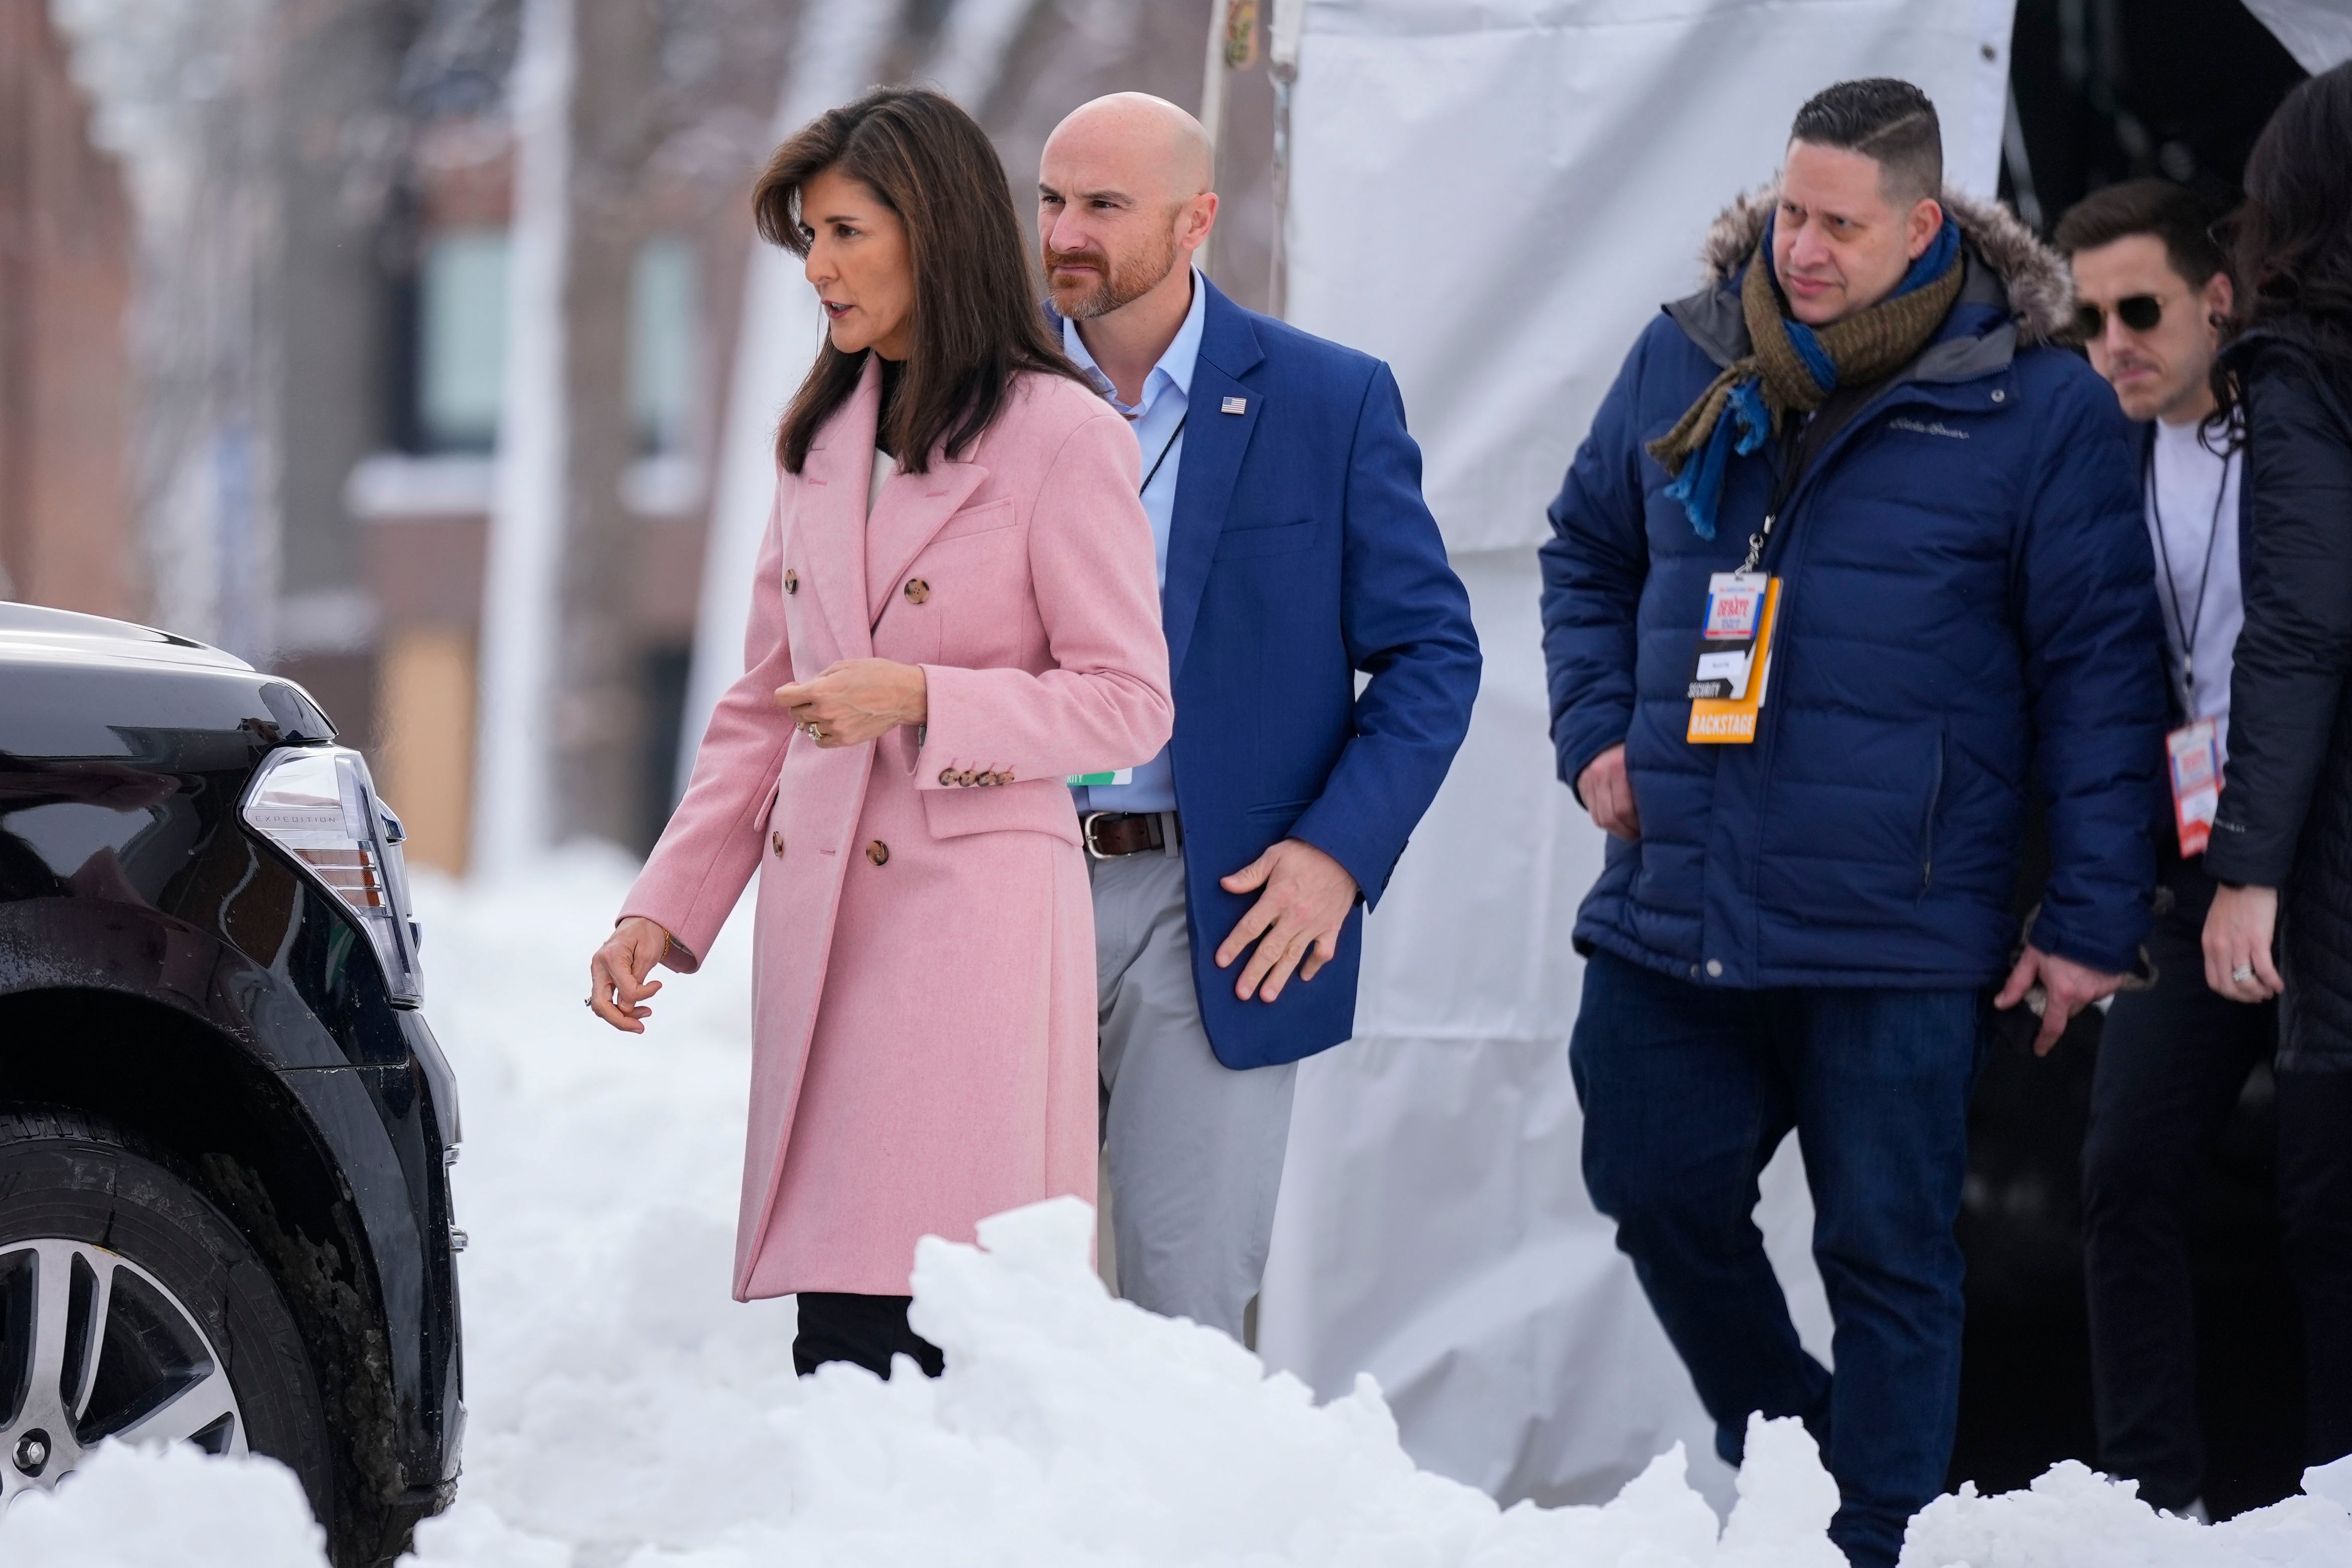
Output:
[241, 745, 424, 1005]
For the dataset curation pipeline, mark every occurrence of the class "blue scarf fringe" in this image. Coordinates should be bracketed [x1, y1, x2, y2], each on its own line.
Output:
[1668, 215, 1960, 540]
[1664, 377, 1772, 540]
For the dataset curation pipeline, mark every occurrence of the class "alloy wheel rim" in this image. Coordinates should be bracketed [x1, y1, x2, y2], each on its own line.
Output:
[0, 1238, 247, 1507]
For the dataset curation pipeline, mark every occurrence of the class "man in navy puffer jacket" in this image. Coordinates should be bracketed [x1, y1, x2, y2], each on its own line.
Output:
[1541, 81, 2164, 1567]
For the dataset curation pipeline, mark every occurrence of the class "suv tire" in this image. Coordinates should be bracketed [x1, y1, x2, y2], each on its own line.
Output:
[0, 1106, 334, 1534]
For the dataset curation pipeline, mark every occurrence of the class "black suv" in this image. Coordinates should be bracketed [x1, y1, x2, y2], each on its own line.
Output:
[0, 602, 461, 1564]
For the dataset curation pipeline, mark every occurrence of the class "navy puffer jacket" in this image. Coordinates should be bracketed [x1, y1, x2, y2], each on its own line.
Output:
[1542, 189, 2165, 990]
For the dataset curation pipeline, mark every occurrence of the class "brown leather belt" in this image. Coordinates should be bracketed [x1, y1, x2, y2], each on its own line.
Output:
[1082, 810, 1181, 859]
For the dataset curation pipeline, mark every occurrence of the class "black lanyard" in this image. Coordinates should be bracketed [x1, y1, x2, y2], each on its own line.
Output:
[1139, 411, 1187, 496]
[1741, 421, 1809, 574]
[1742, 378, 1893, 576]
[2144, 433, 2230, 707]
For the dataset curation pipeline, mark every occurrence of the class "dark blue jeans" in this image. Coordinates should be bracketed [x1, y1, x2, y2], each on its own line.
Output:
[1569, 949, 1983, 1568]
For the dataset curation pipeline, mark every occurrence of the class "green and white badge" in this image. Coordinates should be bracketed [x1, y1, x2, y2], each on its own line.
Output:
[1066, 769, 1135, 787]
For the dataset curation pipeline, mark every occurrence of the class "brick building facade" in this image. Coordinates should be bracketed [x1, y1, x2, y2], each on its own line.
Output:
[0, 0, 136, 620]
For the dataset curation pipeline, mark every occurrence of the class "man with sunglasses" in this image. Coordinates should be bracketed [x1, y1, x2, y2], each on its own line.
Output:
[2058, 179, 2257, 1527]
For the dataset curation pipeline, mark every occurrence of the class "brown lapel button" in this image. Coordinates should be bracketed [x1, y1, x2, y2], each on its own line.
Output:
[904, 578, 930, 604]
[784, 569, 799, 595]
[865, 839, 890, 866]
[771, 831, 785, 858]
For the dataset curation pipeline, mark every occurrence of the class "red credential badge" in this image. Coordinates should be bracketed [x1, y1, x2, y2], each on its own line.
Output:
[2167, 718, 2220, 858]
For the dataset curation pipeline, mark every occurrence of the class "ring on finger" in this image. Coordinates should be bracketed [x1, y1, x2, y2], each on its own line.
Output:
[2230, 964, 2256, 984]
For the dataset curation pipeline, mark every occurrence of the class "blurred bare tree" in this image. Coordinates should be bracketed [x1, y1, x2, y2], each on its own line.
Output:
[551, 0, 807, 850]
[50, 0, 290, 660]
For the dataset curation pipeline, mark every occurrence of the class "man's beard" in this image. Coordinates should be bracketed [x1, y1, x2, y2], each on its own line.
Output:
[1045, 232, 1181, 319]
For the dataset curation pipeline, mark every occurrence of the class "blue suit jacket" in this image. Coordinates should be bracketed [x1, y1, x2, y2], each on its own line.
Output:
[1063, 280, 1480, 1068]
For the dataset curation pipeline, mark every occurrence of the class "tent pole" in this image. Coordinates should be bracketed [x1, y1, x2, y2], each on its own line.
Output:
[1197, 0, 1230, 277]
[1268, 0, 1301, 318]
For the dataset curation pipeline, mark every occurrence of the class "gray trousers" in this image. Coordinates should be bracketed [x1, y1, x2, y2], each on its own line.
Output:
[1091, 844, 1295, 1340]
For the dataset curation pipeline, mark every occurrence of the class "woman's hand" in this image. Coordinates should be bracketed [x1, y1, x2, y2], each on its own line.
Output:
[589, 916, 672, 1032]
[776, 659, 928, 747]
[2204, 883, 2283, 1003]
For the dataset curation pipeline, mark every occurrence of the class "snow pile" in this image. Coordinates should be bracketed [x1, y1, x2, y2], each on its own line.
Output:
[1900, 1455, 2352, 1568]
[0, 1196, 1834, 1568]
[0, 1437, 328, 1567]
[4, 851, 2352, 1568]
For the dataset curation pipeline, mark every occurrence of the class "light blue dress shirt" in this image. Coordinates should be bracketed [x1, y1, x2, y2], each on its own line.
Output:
[1064, 269, 1205, 815]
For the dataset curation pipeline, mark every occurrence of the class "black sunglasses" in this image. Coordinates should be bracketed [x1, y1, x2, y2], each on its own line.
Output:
[2074, 294, 2165, 339]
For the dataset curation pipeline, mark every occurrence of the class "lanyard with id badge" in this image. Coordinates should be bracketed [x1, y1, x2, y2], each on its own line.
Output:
[1687, 500, 1788, 744]
[2148, 439, 2229, 856]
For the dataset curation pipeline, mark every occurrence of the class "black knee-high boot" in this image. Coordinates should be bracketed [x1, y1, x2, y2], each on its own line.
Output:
[792, 1291, 944, 1379]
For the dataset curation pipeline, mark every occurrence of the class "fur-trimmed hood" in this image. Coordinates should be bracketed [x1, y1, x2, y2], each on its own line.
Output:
[1695, 184, 2072, 347]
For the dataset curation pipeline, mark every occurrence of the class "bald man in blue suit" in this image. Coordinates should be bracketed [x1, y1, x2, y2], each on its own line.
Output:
[1040, 94, 1480, 1337]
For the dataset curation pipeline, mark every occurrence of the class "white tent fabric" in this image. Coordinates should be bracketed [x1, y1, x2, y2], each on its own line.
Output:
[2243, 0, 2352, 74]
[1254, 0, 2015, 1510]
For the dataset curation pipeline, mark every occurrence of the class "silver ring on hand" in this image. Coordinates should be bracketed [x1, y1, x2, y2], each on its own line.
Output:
[2231, 964, 2256, 984]
[804, 722, 823, 741]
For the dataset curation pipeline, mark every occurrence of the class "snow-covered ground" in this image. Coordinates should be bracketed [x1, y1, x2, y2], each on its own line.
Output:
[4, 851, 2351, 1566]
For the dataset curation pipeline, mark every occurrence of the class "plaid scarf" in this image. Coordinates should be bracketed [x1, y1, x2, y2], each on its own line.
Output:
[1648, 215, 1965, 539]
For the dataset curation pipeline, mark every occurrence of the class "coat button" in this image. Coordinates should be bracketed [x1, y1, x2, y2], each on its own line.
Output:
[866, 840, 890, 866]
[784, 569, 799, 594]
[904, 577, 930, 604]
[938, 768, 957, 786]
[957, 770, 975, 787]
[1706, 958, 1723, 978]
[771, 831, 785, 858]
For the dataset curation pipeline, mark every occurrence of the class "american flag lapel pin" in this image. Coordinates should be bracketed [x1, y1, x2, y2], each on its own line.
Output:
[1221, 395, 1247, 415]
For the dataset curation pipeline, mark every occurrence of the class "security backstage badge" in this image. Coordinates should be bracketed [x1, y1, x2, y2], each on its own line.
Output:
[2167, 718, 2221, 857]
[1687, 572, 1782, 745]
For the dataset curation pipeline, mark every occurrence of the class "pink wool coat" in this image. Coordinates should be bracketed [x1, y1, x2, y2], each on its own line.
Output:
[620, 359, 1171, 1299]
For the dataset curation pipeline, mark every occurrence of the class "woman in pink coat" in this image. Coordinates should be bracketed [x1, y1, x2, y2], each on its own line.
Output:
[586, 87, 1170, 1377]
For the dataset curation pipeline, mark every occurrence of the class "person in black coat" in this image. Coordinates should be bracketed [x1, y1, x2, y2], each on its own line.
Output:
[2201, 60, 2352, 1482]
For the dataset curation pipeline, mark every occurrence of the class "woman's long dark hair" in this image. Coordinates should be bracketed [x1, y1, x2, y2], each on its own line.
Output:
[2211, 61, 2352, 425]
[755, 87, 1084, 474]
